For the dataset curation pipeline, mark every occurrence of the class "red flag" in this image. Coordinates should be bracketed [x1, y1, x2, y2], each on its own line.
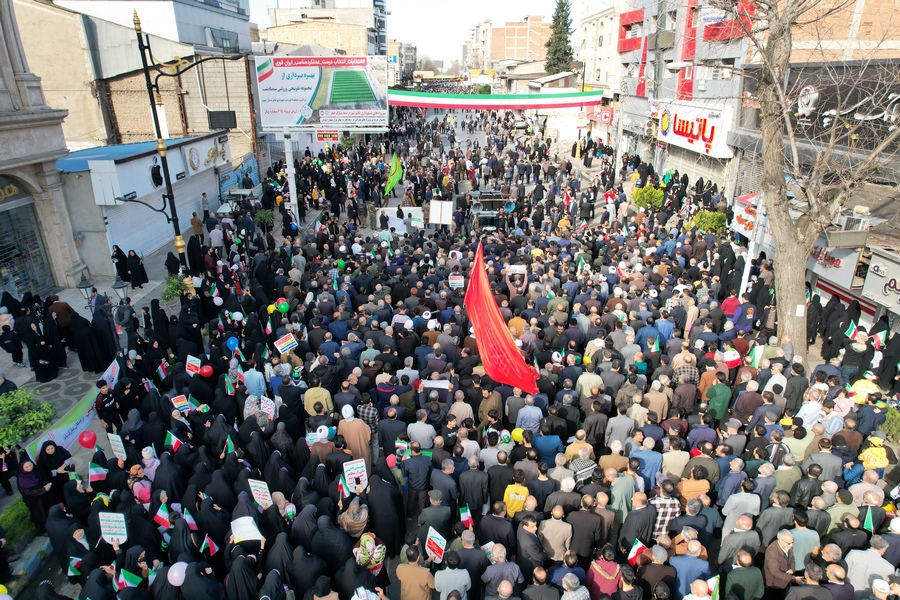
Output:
[464, 243, 538, 393]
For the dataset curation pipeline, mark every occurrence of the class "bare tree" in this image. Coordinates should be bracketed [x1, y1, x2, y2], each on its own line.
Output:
[712, 0, 900, 347]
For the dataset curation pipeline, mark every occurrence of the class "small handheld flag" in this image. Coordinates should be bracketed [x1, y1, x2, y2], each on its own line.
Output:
[265, 317, 273, 335]
[153, 504, 171, 528]
[68, 556, 82, 577]
[224, 435, 235, 455]
[627, 539, 647, 567]
[844, 320, 859, 340]
[224, 376, 235, 396]
[651, 337, 660, 353]
[863, 505, 874, 532]
[119, 568, 143, 588]
[183, 507, 198, 531]
[164, 431, 182, 453]
[872, 330, 887, 350]
[157, 361, 168, 380]
[89, 462, 108, 483]
[460, 505, 474, 529]
[200, 534, 219, 556]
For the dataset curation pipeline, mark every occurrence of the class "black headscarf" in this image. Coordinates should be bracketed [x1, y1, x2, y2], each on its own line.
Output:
[224, 554, 259, 600]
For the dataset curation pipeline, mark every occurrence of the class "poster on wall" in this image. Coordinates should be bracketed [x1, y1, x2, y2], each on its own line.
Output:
[255, 56, 389, 130]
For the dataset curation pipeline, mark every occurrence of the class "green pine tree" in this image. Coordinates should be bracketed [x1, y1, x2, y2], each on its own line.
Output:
[545, 0, 574, 75]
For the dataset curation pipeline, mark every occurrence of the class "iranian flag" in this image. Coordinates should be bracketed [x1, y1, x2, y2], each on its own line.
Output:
[707, 575, 721, 600]
[262, 346, 271, 360]
[224, 376, 235, 396]
[183, 507, 198, 531]
[234, 346, 246, 361]
[119, 568, 143, 588]
[577, 257, 587, 271]
[748, 344, 765, 368]
[460, 505, 474, 529]
[89, 462, 108, 483]
[337, 474, 350, 498]
[627, 539, 647, 566]
[872, 330, 887, 350]
[153, 504, 170, 528]
[256, 57, 274, 83]
[578, 220, 588, 231]
[224, 435, 235, 455]
[265, 317, 273, 335]
[651, 337, 660, 353]
[218, 316, 227, 332]
[68, 556, 82, 577]
[200, 534, 219, 556]
[157, 361, 168, 380]
[211, 285, 221, 299]
[844, 320, 859, 340]
[165, 431, 182, 453]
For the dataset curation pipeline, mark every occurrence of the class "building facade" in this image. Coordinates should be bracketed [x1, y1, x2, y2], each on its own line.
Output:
[267, 0, 386, 55]
[0, 0, 85, 294]
[14, 0, 257, 159]
[489, 16, 552, 64]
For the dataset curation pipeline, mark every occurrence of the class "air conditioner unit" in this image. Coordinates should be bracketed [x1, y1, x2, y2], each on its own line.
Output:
[644, 120, 657, 138]
[844, 216, 866, 231]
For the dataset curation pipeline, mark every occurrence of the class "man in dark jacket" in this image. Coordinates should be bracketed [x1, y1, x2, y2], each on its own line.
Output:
[478, 501, 516, 555]
[618, 492, 657, 559]
[516, 514, 547, 581]
[566, 495, 607, 569]
[460, 457, 490, 529]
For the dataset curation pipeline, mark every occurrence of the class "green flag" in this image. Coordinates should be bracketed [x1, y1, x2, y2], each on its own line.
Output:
[384, 153, 404, 196]
[863, 505, 874, 532]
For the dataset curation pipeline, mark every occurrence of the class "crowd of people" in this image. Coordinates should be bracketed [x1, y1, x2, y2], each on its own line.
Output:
[2, 106, 900, 600]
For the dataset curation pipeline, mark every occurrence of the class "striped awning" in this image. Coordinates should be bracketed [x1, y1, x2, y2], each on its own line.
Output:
[388, 89, 605, 110]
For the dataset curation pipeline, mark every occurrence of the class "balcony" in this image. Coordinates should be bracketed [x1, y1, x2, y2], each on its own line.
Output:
[647, 30, 675, 50]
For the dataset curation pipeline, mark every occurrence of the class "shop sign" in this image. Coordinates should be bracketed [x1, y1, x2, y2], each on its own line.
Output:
[806, 235, 860, 289]
[862, 252, 900, 310]
[183, 135, 231, 176]
[657, 100, 734, 158]
[0, 175, 31, 203]
[316, 130, 340, 142]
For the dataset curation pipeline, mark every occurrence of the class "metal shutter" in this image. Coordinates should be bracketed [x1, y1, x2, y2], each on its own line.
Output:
[103, 169, 217, 258]
[661, 146, 730, 190]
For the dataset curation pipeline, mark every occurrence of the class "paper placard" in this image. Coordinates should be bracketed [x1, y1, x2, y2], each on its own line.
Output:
[274, 333, 299, 355]
[231, 516, 263, 543]
[107, 433, 127, 461]
[259, 397, 276, 417]
[99, 511, 127, 544]
[248, 479, 273, 509]
[449, 275, 464, 289]
[425, 526, 446, 563]
[343, 458, 368, 490]
[186, 355, 202, 375]
[507, 264, 526, 275]
[171, 395, 190, 412]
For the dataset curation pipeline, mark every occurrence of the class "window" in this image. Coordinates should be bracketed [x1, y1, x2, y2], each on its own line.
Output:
[208, 27, 238, 51]
[626, 24, 642, 39]
[666, 11, 677, 30]
[598, 35, 604, 46]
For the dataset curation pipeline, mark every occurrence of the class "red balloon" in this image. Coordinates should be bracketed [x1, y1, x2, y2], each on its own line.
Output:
[277, 297, 287, 305]
[78, 429, 97, 449]
[199, 365, 214, 377]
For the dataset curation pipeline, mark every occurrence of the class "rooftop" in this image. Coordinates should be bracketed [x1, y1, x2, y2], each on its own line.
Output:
[56, 134, 211, 172]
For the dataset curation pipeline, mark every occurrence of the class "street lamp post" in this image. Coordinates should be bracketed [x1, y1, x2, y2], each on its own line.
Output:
[133, 11, 244, 269]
